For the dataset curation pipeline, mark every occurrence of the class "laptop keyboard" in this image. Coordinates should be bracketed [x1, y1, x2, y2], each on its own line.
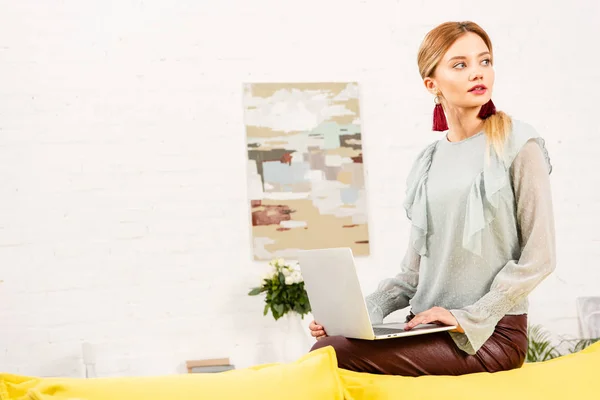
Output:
[373, 327, 406, 335]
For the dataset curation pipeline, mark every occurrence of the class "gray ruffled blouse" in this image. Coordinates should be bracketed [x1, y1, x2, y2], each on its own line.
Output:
[365, 118, 556, 355]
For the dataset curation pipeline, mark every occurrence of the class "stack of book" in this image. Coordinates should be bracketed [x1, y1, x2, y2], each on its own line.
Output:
[185, 357, 235, 373]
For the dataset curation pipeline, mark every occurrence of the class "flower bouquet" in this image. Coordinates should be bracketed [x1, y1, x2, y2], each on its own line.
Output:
[248, 258, 311, 320]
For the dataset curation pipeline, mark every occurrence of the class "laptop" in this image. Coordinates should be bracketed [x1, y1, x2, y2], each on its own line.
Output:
[297, 247, 457, 340]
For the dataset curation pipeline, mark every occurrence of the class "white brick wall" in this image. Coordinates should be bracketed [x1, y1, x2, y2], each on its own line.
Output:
[1, 0, 599, 377]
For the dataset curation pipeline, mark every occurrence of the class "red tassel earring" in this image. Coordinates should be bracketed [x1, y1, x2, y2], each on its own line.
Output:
[432, 94, 448, 131]
[477, 99, 496, 119]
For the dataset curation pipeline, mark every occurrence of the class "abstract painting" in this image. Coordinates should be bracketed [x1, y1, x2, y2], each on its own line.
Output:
[243, 82, 370, 261]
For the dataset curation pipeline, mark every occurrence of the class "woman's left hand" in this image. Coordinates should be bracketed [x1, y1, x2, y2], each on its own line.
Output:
[404, 306, 465, 333]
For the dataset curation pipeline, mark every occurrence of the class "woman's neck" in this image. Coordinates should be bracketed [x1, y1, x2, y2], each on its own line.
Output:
[444, 108, 484, 142]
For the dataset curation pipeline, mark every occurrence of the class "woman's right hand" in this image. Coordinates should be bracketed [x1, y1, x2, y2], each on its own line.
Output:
[309, 320, 328, 340]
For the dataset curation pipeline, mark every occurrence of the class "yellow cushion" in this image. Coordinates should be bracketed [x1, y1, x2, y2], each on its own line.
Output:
[0, 346, 344, 400]
[2, 341, 598, 400]
[339, 340, 600, 400]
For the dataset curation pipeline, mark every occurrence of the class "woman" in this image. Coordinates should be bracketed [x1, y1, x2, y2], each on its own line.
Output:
[308, 21, 555, 376]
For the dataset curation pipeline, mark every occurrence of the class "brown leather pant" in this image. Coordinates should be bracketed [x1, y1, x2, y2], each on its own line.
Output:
[310, 312, 528, 376]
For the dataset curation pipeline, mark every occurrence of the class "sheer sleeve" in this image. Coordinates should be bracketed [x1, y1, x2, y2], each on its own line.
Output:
[448, 139, 556, 355]
[364, 229, 421, 324]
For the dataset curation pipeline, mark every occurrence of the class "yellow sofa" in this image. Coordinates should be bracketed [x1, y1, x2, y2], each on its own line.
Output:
[2, 341, 599, 400]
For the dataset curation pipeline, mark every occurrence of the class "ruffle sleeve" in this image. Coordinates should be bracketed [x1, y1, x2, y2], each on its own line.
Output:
[365, 226, 422, 324]
[448, 135, 556, 355]
[462, 119, 553, 257]
[402, 141, 438, 257]
[364, 143, 437, 324]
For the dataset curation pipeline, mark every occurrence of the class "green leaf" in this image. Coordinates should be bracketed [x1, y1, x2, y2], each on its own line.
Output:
[248, 287, 265, 296]
[252, 275, 313, 321]
[274, 303, 284, 316]
[570, 338, 600, 353]
[271, 304, 281, 320]
[526, 324, 562, 363]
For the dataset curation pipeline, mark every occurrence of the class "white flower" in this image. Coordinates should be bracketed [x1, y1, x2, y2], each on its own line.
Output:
[291, 270, 303, 284]
[261, 263, 278, 281]
[261, 270, 274, 281]
[281, 266, 292, 277]
[282, 270, 303, 285]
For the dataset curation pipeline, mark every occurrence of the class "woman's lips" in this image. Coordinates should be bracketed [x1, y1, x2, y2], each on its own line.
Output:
[469, 88, 487, 95]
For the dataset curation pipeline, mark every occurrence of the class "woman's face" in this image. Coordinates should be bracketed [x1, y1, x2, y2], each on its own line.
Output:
[425, 32, 495, 110]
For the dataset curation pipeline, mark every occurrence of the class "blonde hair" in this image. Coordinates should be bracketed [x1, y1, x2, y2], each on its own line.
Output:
[417, 21, 512, 160]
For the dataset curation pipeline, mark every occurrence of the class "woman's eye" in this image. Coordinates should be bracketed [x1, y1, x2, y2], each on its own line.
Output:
[454, 59, 491, 69]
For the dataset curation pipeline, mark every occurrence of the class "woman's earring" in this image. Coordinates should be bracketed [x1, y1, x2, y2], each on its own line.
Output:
[477, 99, 496, 119]
[432, 94, 448, 131]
